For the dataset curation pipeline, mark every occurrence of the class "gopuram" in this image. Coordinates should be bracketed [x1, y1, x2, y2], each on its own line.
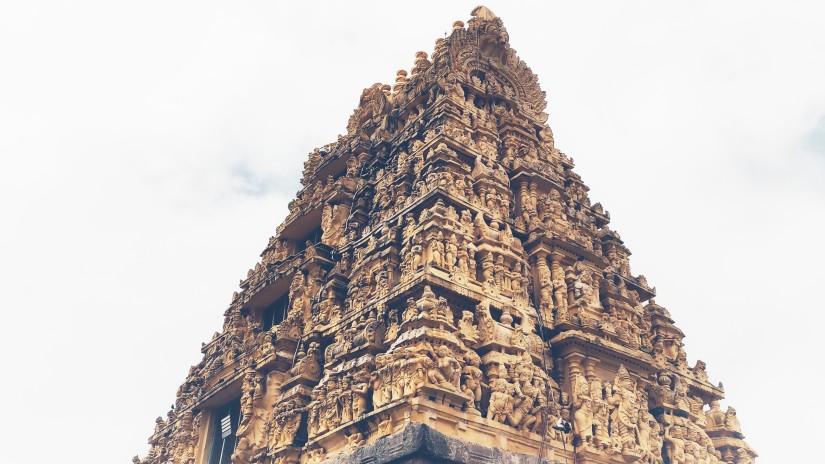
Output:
[136, 7, 757, 464]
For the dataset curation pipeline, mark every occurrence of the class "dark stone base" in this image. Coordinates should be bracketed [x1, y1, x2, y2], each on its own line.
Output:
[323, 424, 557, 464]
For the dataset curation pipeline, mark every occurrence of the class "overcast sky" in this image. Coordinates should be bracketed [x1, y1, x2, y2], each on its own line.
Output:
[1, 1, 823, 463]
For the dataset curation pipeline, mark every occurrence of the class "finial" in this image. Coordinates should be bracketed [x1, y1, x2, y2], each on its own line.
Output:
[411, 51, 431, 77]
[470, 6, 498, 21]
[452, 20, 464, 30]
[392, 69, 408, 93]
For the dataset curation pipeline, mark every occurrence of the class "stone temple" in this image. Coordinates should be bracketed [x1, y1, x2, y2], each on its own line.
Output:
[136, 7, 756, 464]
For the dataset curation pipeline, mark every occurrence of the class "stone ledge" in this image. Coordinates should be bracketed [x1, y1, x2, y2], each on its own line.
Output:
[322, 423, 556, 464]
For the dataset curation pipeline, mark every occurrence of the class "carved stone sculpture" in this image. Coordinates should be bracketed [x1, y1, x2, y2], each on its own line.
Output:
[138, 7, 755, 464]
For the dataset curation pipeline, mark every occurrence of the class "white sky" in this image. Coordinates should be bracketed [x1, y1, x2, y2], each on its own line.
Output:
[1, 1, 823, 462]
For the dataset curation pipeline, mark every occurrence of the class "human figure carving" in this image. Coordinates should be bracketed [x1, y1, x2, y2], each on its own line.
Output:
[724, 407, 742, 433]
[402, 297, 418, 322]
[411, 238, 423, 270]
[462, 351, 486, 413]
[475, 299, 496, 342]
[489, 376, 515, 424]
[607, 365, 640, 451]
[663, 422, 687, 464]
[307, 388, 323, 438]
[445, 233, 458, 271]
[371, 354, 388, 408]
[427, 234, 442, 268]
[351, 370, 370, 418]
[423, 343, 462, 390]
[571, 373, 593, 444]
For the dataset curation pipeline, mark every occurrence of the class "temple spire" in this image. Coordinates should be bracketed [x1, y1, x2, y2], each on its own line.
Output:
[137, 7, 756, 464]
[470, 5, 498, 21]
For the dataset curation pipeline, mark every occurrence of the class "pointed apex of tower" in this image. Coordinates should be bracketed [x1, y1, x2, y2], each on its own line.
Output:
[470, 5, 498, 21]
[345, 4, 547, 141]
[464, 5, 512, 66]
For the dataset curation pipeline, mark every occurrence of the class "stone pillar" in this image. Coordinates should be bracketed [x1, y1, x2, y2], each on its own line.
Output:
[564, 353, 586, 388]
[519, 181, 530, 218]
[533, 251, 553, 326]
[591, 270, 602, 310]
[550, 252, 568, 311]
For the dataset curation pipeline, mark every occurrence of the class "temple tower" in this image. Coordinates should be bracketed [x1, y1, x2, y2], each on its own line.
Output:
[137, 7, 756, 464]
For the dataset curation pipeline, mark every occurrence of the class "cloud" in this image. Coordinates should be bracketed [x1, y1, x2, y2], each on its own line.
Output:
[805, 115, 825, 156]
[1, 1, 824, 463]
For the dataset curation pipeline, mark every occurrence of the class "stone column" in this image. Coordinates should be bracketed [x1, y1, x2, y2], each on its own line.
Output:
[550, 252, 568, 311]
[564, 353, 586, 390]
[533, 251, 553, 326]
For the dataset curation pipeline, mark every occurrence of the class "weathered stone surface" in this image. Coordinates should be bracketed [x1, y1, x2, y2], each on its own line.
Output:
[322, 424, 550, 464]
[136, 6, 755, 464]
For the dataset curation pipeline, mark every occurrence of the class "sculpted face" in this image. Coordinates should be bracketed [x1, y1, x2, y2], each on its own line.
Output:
[467, 353, 480, 366]
[621, 378, 633, 390]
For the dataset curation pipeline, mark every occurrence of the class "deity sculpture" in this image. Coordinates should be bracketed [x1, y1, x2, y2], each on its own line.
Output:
[607, 365, 640, 452]
[663, 422, 687, 464]
[571, 373, 593, 444]
[457, 310, 479, 345]
[422, 343, 463, 390]
[371, 354, 389, 409]
[489, 376, 515, 424]
[475, 299, 496, 343]
[461, 351, 486, 413]
[427, 234, 443, 268]
[351, 370, 371, 418]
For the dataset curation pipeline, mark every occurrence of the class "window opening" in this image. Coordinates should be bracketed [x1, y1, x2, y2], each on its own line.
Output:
[262, 293, 290, 331]
[207, 398, 241, 464]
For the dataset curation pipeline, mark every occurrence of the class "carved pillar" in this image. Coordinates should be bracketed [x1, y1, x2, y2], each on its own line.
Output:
[564, 352, 594, 444]
[564, 353, 586, 388]
[533, 251, 553, 325]
[519, 181, 529, 218]
[385, 253, 401, 291]
[550, 252, 568, 311]
[583, 358, 600, 383]
[591, 271, 602, 310]
[565, 267, 576, 306]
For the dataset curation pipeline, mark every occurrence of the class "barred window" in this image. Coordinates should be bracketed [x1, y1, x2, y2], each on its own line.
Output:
[262, 293, 290, 331]
[208, 398, 240, 464]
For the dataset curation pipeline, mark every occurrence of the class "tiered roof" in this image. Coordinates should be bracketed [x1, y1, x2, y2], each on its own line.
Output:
[137, 7, 755, 464]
